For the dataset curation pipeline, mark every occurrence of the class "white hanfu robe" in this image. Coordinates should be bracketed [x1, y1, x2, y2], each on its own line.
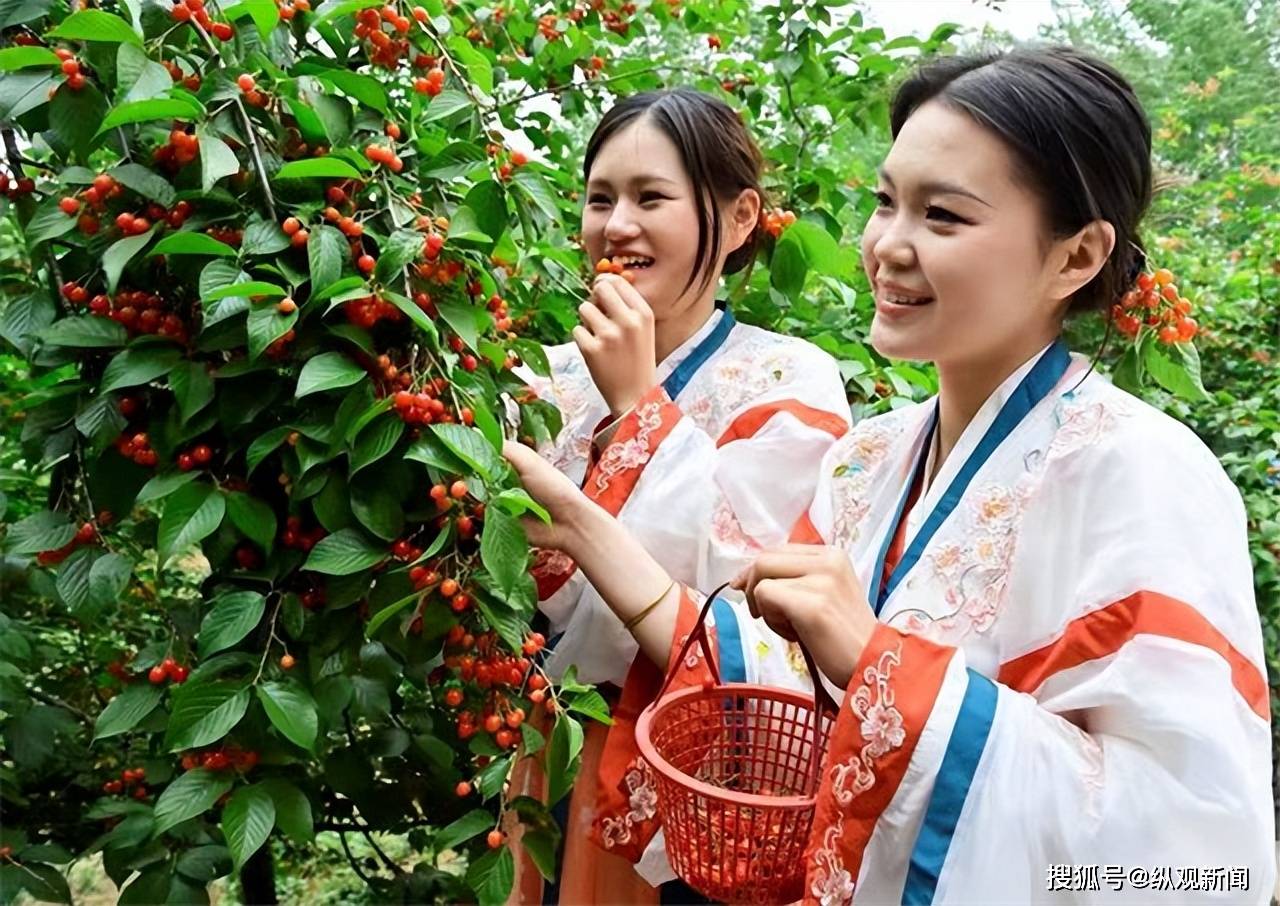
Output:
[519, 305, 851, 686]
[594, 341, 1274, 904]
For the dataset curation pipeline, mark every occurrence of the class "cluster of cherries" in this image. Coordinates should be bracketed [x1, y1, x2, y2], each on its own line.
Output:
[364, 142, 405, 173]
[71, 283, 192, 343]
[1112, 267, 1199, 343]
[161, 58, 202, 92]
[342, 295, 405, 330]
[595, 257, 637, 283]
[273, 0, 311, 21]
[761, 208, 797, 238]
[0, 171, 36, 201]
[114, 431, 159, 468]
[282, 515, 328, 552]
[54, 48, 88, 90]
[146, 656, 190, 685]
[235, 73, 269, 109]
[169, 0, 236, 41]
[414, 65, 447, 96]
[180, 743, 259, 773]
[101, 766, 148, 800]
[35, 520, 97, 566]
[352, 4, 429, 69]
[175, 443, 214, 472]
[435, 627, 550, 750]
[153, 127, 201, 170]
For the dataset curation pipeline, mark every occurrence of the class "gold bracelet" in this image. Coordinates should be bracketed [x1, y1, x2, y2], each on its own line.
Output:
[623, 579, 676, 632]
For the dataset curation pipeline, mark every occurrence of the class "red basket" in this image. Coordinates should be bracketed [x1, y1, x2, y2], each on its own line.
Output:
[635, 584, 837, 904]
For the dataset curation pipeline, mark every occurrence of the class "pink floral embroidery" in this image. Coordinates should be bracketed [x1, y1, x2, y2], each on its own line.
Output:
[828, 411, 916, 549]
[592, 402, 666, 493]
[711, 499, 762, 554]
[531, 548, 575, 579]
[808, 825, 855, 906]
[828, 643, 905, 806]
[598, 761, 658, 849]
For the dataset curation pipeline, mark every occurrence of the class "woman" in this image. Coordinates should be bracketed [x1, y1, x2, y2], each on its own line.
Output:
[509, 89, 852, 902]
[506, 48, 1274, 903]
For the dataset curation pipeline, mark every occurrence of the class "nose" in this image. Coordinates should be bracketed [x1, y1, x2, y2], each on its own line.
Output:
[870, 212, 915, 271]
[603, 199, 642, 247]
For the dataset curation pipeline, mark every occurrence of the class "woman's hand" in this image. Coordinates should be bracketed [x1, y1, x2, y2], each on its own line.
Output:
[573, 274, 657, 418]
[731, 545, 879, 688]
[501, 441, 599, 554]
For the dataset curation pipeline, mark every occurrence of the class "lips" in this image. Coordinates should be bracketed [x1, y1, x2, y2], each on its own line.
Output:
[875, 280, 934, 306]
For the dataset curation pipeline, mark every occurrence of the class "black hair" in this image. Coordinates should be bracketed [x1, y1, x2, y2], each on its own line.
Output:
[890, 46, 1153, 313]
[584, 88, 765, 298]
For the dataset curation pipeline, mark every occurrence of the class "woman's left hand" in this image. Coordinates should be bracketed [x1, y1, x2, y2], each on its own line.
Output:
[731, 545, 879, 688]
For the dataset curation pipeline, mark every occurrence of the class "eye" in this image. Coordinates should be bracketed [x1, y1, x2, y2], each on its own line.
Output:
[586, 193, 611, 206]
[639, 191, 668, 205]
[873, 191, 893, 209]
[925, 205, 966, 224]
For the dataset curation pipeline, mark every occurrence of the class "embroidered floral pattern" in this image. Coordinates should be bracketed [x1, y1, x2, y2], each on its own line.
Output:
[828, 410, 917, 549]
[592, 401, 667, 493]
[711, 499, 762, 554]
[808, 824, 855, 906]
[598, 761, 659, 849]
[530, 547, 575, 579]
[828, 643, 905, 806]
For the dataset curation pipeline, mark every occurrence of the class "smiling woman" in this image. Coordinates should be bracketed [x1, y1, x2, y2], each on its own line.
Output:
[508, 88, 853, 903]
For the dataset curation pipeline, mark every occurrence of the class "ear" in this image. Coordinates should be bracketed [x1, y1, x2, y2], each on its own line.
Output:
[725, 187, 762, 252]
[1050, 219, 1115, 303]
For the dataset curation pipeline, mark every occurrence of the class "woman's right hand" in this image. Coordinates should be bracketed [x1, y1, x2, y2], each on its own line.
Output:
[502, 441, 597, 554]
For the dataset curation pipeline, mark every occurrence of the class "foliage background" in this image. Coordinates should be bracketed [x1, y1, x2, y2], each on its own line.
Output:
[0, 0, 1276, 901]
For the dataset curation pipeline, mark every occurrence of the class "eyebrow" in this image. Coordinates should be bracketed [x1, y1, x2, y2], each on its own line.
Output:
[878, 168, 993, 208]
[586, 175, 681, 191]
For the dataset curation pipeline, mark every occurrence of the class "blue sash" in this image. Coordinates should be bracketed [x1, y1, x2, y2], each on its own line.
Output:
[868, 341, 1072, 614]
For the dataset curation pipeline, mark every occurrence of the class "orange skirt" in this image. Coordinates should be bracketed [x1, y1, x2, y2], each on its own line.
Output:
[507, 713, 661, 905]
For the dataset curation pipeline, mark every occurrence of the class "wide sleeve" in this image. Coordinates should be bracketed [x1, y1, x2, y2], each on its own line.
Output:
[800, 426, 1274, 905]
[583, 344, 850, 588]
[545, 344, 850, 686]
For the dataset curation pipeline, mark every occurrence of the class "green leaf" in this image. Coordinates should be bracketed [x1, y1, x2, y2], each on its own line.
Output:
[100, 343, 181, 393]
[445, 205, 491, 243]
[89, 552, 132, 610]
[158, 482, 226, 565]
[435, 809, 494, 852]
[0, 46, 60, 70]
[567, 689, 613, 724]
[479, 505, 528, 599]
[770, 231, 808, 299]
[546, 714, 583, 806]
[47, 9, 141, 44]
[24, 199, 79, 244]
[303, 527, 385, 575]
[373, 229, 424, 283]
[164, 682, 251, 752]
[246, 426, 291, 474]
[74, 394, 125, 447]
[363, 589, 417, 637]
[256, 682, 318, 751]
[203, 281, 286, 303]
[198, 591, 266, 657]
[430, 423, 504, 480]
[169, 361, 215, 423]
[349, 415, 403, 475]
[275, 158, 362, 180]
[1145, 341, 1210, 402]
[116, 43, 172, 104]
[152, 768, 235, 834]
[223, 0, 279, 38]
[785, 220, 849, 278]
[98, 96, 204, 133]
[93, 684, 163, 740]
[259, 779, 313, 844]
[247, 303, 297, 361]
[421, 89, 472, 123]
[55, 545, 99, 611]
[198, 125, 241, 193]
[102, 225, 159, 293]
[222, 785, 275, 868]
[5, 510, 75, 555]
[135, 470, 199, 504]
[296, 351, 365, 398]
[311, 275, 365, 304]
[436, 300, 482, 349]
[466, 847, 515, 906]
[349, 473, 403, 541]
[311, 68, 387, 114]
[493, 487, 549, 523]
[447, 35, 493, 94]
[151, 231, 237, 257]
[241, 218, 291, 257]
[40, 316, 128, 348]
[226, 492, 276, 554]
[107, 163, 176, 207]
[307, 224, 345, 291]
[0, 71, 56, 120]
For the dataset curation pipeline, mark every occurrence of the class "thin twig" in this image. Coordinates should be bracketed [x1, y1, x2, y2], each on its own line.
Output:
[234, 97, 277, 223]
[495, 64, 692, 112]
[358, 827, 404, 875]
[29, 687, 93, 726]
[337, 830, 376, 886]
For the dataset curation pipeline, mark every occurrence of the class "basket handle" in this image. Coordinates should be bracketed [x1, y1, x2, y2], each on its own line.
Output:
[652, 581, 840, 718]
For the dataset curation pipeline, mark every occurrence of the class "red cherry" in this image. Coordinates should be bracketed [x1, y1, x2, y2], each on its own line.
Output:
[237, 73, 255, 92]
[450, 480, 468, 499]
[483, 713, 502, 734]
[148, 665, 167, 684]
[455, 780, 472, 797]
[487, 829, 505, 849]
